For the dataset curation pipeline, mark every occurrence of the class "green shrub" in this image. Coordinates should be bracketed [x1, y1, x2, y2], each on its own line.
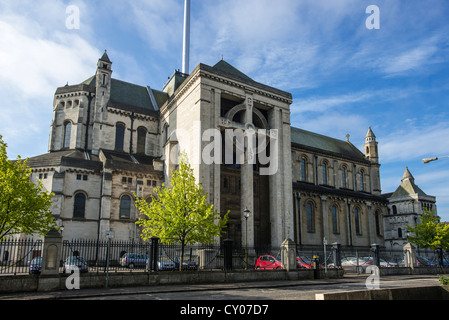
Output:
[438, 275, 449, 285]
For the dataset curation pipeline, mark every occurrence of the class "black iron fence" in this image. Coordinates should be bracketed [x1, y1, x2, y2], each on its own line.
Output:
[0, 238, 43, 275]
[1, 237, 448, 275]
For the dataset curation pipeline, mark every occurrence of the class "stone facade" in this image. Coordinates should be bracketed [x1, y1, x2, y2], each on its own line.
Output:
[291, 127, 386, 248]
[383, 167, 437, 253]
[27, 52, 389, 250]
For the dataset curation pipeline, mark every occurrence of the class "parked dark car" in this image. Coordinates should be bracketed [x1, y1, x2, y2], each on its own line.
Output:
[156, 256, 177, 271]
[29, 257, 42, 274]
[63, 256, 89, 273]
[120, 253, 148, 269]
[175, 257, 199, 271]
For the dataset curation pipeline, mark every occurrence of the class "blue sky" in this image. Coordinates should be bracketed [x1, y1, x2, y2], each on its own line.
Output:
[1, 0, 449, 221]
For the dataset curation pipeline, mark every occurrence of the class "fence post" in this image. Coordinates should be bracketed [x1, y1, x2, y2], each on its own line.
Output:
[149, 237, 159, 272]
[403, 243, 416, 270]
[41, 228, 63, 275]
[38, 228, 63, 292]
[281, 238, 297, 272]
[371, 243, 380, 267]
[332, 242, 341, 268]
[224, 239, 233, 271]
[436, 248, 444, 268]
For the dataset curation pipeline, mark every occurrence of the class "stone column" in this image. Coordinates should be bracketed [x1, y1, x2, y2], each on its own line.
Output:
[241, 94, 254, 249]
[268, 107, 283, 247]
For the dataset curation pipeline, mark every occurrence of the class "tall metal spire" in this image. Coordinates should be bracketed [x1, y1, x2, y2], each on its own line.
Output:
[182, 0, 191, 74]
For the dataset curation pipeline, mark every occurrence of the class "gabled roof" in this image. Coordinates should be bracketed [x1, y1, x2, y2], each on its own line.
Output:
[391, 167, 427, 197]
[195, 60, 292, 100]
[212, 60, 255, 83]
[291, 127, 369, 163]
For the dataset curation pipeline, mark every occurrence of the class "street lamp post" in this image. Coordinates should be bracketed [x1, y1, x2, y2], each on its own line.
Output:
[243, 207, 250, 270]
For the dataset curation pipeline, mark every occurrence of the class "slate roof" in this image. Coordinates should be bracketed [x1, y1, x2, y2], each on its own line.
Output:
[100, 150, 162, 175]
[56, 76, 167, 117]
[108, 79, 166, 116]
[27, 150, 102, 171]
[291, 127, 369, 163]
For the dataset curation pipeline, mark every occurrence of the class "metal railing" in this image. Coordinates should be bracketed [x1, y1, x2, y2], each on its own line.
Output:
[2, 237, 448, 275]
[0, 238, 42, 275]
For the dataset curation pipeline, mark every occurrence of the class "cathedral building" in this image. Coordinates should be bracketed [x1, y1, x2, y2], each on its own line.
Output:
[27, 51, 387, 249]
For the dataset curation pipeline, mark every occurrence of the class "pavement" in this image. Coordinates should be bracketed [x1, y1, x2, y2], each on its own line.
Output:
[0, 273, 440, 300]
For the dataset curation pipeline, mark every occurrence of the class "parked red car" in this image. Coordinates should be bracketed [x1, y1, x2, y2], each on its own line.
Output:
[255, 255, 283, 270]
[296, 256, 324, 269]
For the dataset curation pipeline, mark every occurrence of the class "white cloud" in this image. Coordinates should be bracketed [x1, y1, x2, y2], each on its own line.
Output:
[0, 1, 101, 158]
[291, 91, 375, 114]
[379, 122, 449, 164]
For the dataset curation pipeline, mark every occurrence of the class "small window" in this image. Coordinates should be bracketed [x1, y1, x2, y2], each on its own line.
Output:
[152, 181, 157, 187]
[83, 175, 88, 181]
[77, 174, 82, 180]
[122, 177, 127, 184]
[127, 177, 132, 184]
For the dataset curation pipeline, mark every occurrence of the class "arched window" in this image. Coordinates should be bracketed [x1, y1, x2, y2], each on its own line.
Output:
[306, 202, 315, 233]
[375, 210, 381, 236]
[300, 158, 307, 181]
[398, 227, 403, 239]
[331, 205, 338, 234]
[120, 195, 131, 219]
[322, 162, 328, 185]
[73, 193, 86, 219]
[354, 208, 361, 235]
[137, 127, 147, 154]
[63, 121, 72, 149]
[341, 166, 347, 188]
[392, 205, 398, 215]
[359, 170, 364, 191]
[115, 123, 126, 151]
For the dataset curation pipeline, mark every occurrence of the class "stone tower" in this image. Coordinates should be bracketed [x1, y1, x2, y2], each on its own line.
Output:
[364, 126, 378, 163]
[364, 127, 381, 195]
[92, 50, 113, 155]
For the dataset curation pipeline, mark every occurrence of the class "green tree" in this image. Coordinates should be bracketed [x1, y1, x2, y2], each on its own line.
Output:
[135, 153, 229, 271]
[407, 208, 449, 251]
[0, 135, 56, 240]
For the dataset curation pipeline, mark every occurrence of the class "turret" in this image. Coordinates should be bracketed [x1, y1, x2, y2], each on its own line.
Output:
[364, 127, 379, 163]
